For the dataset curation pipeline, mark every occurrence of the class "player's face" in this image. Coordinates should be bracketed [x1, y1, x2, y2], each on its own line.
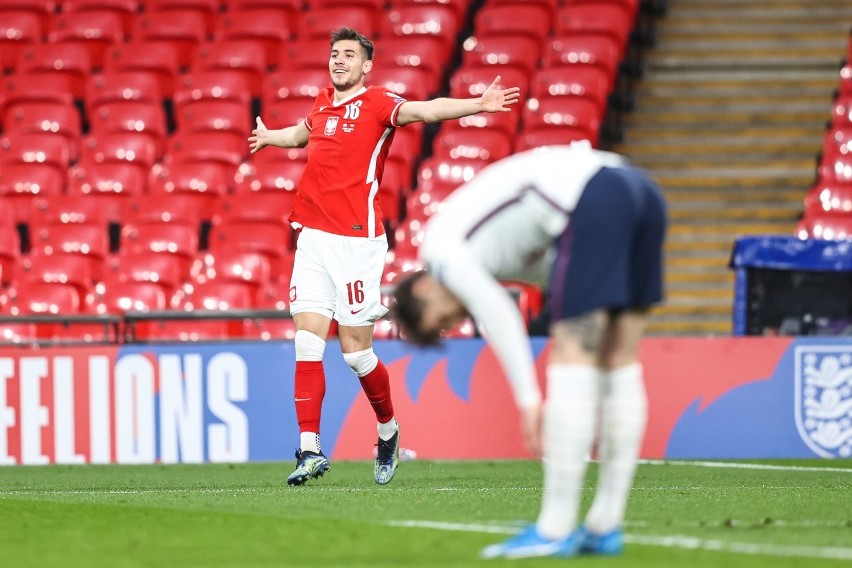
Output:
[329, 39, 371, 92]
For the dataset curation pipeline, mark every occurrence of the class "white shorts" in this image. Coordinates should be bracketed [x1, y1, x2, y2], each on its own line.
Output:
[289, 227, 389, 326]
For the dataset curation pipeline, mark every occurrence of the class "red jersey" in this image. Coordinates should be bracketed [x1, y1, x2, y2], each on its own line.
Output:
[290, 85, 407, 238]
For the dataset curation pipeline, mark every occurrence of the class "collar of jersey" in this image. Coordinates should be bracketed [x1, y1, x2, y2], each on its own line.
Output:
[333, 86, 367, 107]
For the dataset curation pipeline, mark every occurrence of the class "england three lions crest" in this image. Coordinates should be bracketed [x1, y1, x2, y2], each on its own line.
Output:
[794, 346, 852, 458]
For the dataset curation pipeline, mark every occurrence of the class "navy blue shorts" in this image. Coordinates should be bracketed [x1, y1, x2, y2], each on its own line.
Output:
[549, 166, 667, 320]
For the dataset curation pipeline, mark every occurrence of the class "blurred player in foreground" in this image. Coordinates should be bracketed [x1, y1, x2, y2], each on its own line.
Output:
[249, 27, 520, 486]
[392, 142, 667, 558]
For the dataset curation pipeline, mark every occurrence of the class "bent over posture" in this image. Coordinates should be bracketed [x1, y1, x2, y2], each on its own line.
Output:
[248, 27, 519, 486]
[392, 142, 667, 557]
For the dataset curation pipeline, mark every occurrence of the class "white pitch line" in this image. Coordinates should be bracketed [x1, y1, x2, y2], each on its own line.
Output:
[638, 460, 852, 474]
[389, 521, 852, 561]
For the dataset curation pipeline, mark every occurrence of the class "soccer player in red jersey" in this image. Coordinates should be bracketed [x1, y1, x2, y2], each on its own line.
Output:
[248, 27, 520, 486]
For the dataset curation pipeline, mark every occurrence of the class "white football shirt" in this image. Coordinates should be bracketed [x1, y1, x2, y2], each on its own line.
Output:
[419, 143, 626, 408]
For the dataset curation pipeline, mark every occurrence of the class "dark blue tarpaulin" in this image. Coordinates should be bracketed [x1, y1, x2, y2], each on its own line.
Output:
[730, 235, 852, 272]
[730, 236, 852, 335]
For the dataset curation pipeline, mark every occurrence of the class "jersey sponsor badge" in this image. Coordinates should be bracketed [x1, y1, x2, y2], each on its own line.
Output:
[324, 116, 339, 136]
[794, 345, 852, 458]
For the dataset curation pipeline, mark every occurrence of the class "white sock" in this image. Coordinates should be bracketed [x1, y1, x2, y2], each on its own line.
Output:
[300, 431, 321, 454]
[583, 363, 647, 535]
[377, 418, 399, 441]
[535, 364, 600, 540]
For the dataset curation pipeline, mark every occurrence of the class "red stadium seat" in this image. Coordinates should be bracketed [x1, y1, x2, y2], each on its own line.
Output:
[391, 217, 427, 259]
[296, 6, 377, 40]
[822, 126, 852, 156]
[0, 226, 22, 286]
[213, 192, 293, 226]
[804, 183, 852, 216]
[446, 109, 520, 139]
[369, 66, 433, 100]
[164, 130, 248, 172]
[183, 280, 255, 310]
[0, 11, 42, 75]
[120, 223, 200, 278]
[131, 9, 210, 68]
[192, 40, 268, 98]
[0, 133, 73, 180]
[1, 73, 75, 112]
[2, 102, 82, 153]
[262, 68, 330, 106]
[192, 248, 272, 285]
[0, 164, 65, 224]
[372, 36, 448, 93]
[86, 71, 164, 116]
[68, 162, 147, 200]
[379, 5, 460, 62]
[212, 9, 292, 68]
[208, 222, 293, 277]
[840, 64, 852, 97]
[93, 279, 168, 315]
[262, 98, 314, 127]
[143, 0, 220, 30]
[449, 65, 530, 100]
[431, 128, 512, 162]
[148, 161, 231, 218]
[173, 70, 253, 117]
[15, 43, 92, 98]
[390, 0, 472, 22]
[222, 0, 301, 21]
[46, 10, 125, 70]
[831, 95, 852, 128]
[473, 3, 552, 41]
[31, 194, 110, 229]
[106, 251, 185, 302]
[0, 0, 55, 28]
[555, 5, 633, 57]
[531, 66, 612, 116]
[461, 34, 542, 75]
[795, 213, 852, 241]
[515, 125, 594, 152]
[415, 156, 487, 196]
[544, 34, 622, 85]
[19, 253, 94, 301]
[818, 150, 852, 185]
[277, 37, 334, 71]
[122, 193, 205, 228]
[522, 96, 602, 146]
[12, 282, 81, 315]
[176, 99, 253, 137]
[59, 0, 140, 35]
[88, 101, 169, 156]
[29, 223, 109, 280]
[103, 41, 182, 97]
[235, 157, 304, 194]
[67, 161, 148, 222]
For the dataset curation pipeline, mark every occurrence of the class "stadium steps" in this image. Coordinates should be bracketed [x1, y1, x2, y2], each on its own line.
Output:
[617, 0, 849, 336]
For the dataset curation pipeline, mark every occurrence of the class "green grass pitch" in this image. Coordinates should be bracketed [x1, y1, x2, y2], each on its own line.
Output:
[1, 459, 850, 567]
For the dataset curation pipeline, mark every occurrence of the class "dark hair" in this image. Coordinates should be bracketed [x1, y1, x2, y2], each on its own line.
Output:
[391, 270, 442, 347]
[330, 27, 374, 61]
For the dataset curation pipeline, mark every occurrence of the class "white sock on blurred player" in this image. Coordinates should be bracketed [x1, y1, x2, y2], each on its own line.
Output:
[583, 363, 647, 535]
[300, 432, 321, 454]
[536, 363, 600, 540]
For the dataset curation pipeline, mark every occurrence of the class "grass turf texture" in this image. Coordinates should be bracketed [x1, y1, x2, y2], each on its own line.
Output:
[1, 459, 850, 567]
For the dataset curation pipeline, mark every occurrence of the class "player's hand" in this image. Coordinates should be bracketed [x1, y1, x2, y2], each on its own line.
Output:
[520, 403, 543, 459]
[480, 75, 521, 113]
[248, 116, 269, 154]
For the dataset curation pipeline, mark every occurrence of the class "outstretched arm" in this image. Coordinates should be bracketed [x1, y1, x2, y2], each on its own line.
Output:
[395, 75, 521, 126]
[248, 116, 310, 153]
